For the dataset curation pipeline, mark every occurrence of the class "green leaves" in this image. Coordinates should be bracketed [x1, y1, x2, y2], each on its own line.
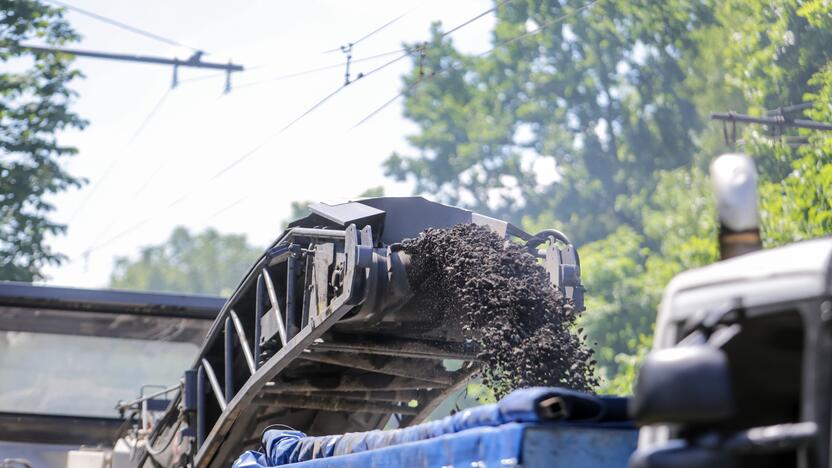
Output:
[109, 227, 262, 296]
[387, 1, 712, 240]
[1, 0, 85, 281]
[387, 0, 832, 393]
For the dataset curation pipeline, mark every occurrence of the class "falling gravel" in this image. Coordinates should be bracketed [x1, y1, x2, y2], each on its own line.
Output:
[402, 224, 598, 396]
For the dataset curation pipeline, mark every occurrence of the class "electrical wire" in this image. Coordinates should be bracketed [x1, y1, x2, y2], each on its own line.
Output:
[179, 0, 506, 90]
[175, 50, 405, 88]
[144, 419, 183, 456]
[352, 12, 407, 47]
[211, 51, 410, 180]
[441, 0, 513, 38]
[44, 0, 205, 53]
[73, 11, 416, 248]
[206, 196, 248, 222]
[233, 49, 406, 90]
[71, 53, 411, 262]
[67, 88, 172, 224]
[353, 72, 435, 128]
[69, 1, 551, 259]
[352, 0, 600, 128]
[323, 12, 408, 53]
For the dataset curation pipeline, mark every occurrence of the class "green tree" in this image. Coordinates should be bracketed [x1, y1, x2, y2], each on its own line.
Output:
[720, 0, 832, 245]
[0, 0, 85, 281]
[109, 227, 261, 296]
[387, 0, 722, 385]
[388, 0, 832, 393]
[385, 0, 714, 242]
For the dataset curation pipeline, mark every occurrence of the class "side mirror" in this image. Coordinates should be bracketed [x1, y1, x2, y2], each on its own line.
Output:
[630, 346, 735, 424]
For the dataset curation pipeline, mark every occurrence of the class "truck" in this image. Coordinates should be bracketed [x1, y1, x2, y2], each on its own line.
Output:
[0, 153, 828, 468]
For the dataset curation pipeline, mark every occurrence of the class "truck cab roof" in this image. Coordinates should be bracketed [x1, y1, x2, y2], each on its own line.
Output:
[654, 237, 832, 349]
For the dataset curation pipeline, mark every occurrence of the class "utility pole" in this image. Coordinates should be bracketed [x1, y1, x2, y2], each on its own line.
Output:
[20, 44, 244, 93]
[711, 104, 832, 147]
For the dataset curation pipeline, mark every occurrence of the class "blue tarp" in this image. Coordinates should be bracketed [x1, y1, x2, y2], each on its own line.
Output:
[233, 387, 630, 468]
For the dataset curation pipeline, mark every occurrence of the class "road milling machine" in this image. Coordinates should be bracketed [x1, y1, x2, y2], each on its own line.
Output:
[122, 197, 584, 467]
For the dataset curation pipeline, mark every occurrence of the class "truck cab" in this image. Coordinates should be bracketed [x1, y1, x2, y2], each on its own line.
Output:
[631, 154, 832, 468]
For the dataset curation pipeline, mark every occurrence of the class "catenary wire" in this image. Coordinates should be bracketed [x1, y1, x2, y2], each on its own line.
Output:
[44, 0, 205, 53]
[352, 0, 601, 128]
[323, 12, 408, 53]
[232, 49, 407, 89]
[71, 0, 542, 259]
[441, 0, 513, 37]
[67, 88, 172, 224]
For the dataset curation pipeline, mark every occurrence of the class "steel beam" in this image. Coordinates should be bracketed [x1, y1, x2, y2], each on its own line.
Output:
[711, 111, 832, 131]
[20, 44, 243, 72]
[229, 309, 256, 375]
[261, 267, 287, 346]
[312, 335, 478, 361]
[201, 358, 227, 412]
[259, 395, 419, 416]
[267, 389, 423, 403]
[262, 376, 443, 393]
[300, 352, 453, 385]
[224, 317, 234, 401]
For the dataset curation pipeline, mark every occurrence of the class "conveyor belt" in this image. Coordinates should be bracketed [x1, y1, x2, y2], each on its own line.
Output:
[138, 197, 582, 468]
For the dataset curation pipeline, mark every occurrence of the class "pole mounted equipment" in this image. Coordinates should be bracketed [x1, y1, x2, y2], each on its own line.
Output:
[711, 103, 832, 147]
[19, 44, 244, 93]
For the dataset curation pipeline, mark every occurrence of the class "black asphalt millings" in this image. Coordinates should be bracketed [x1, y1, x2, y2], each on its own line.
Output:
[402, 224, 598, 397]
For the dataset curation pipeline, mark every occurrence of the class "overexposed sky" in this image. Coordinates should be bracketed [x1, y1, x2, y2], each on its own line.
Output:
[40, 0, 495, 288]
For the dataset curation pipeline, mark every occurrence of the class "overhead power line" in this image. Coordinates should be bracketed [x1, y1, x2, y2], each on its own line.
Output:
[36, 2, 241, 92]
[67, 88, 173, 224]
[233, 49, 406, 90]
[45, 0, 205, 53]
[72, 0, 538, 259]
[211, 51, 411, 181]
[272, 0, 520, 133]
[442, 0, 513, 37]
[710, 111, 832, 132]
[353, 0, 600, 128]
[323, 12, 408, 54]
[20, 45, 243, 93]
[711, 105, 832, 146]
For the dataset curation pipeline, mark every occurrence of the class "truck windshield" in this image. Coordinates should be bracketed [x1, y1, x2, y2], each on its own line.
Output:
[0, 305, 209, 419]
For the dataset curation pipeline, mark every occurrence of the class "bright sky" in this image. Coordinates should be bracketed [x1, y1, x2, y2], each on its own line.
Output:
[41, 0, 495, 288]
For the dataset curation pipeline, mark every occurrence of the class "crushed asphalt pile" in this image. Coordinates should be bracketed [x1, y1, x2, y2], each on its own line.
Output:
[402, 224, 598, 396]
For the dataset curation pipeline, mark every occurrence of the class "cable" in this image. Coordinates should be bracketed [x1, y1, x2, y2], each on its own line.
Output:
[128, 89, 172, 144]
[233, 49, 406, 90]
[348, 0, 522, 126]
[67, 88, 172, 224]
[353, 72, 434, 128]
[323, 12, 408, 53]
[144, 419, 183, 456]
[182, 1, 508, 91]
[206, 196, 248, 222]
[68, 1, 546, 258]
[352, 12, 407, 47]
[479, 0, 599, 55]
[441, 0, 514, 38]
[352, 0, 600, 128]
[45, 0, 205, 53]
[211, 51, 410, 180]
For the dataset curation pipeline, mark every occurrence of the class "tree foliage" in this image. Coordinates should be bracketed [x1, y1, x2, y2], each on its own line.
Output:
[0, 0, 85, 281]
[390, 0, 832, 391]
[109, 227, 261, 296]
[386, 0, 714, 243]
